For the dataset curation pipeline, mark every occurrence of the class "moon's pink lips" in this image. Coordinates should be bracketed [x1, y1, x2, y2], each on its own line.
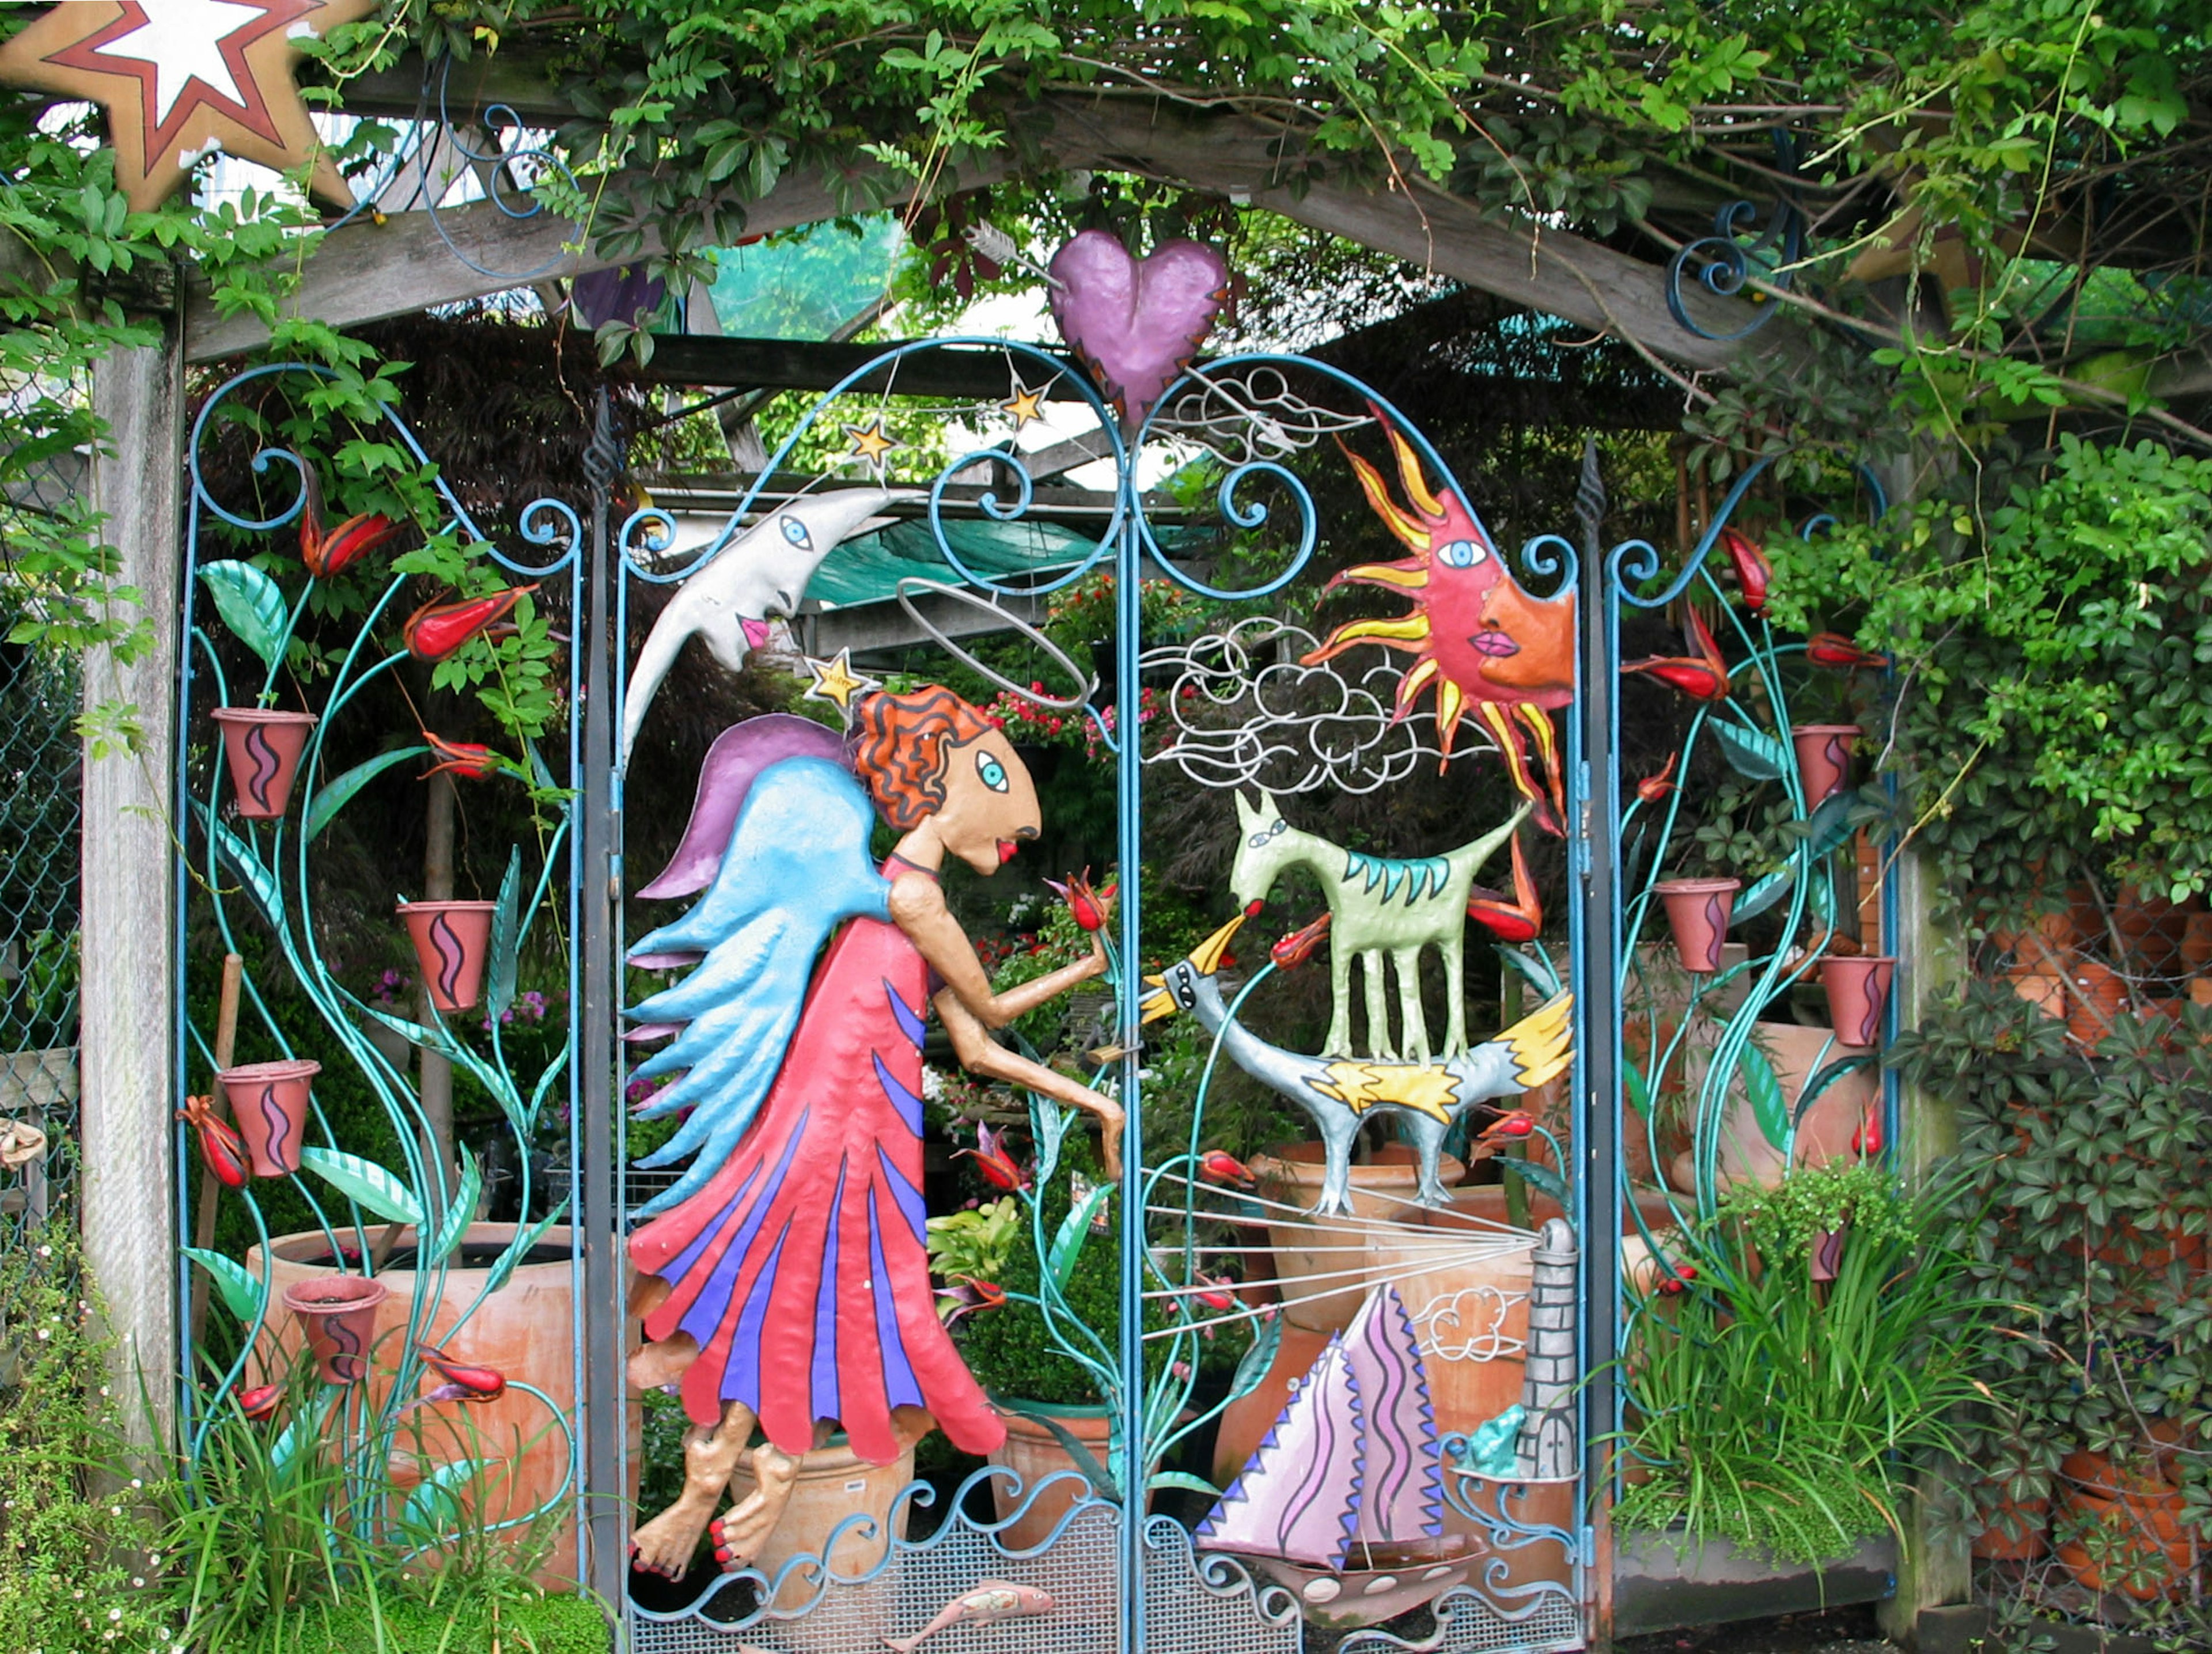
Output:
[1468, 629, 1522, 658]
[997, 840, 1018, 865]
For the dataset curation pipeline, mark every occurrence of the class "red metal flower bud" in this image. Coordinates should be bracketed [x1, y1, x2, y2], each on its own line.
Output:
[1197, 1148, 1257, 1188]
[402, 584, 537, 662]
[1635, 752, 1680, 806]
[1044, 867, 1108, 932]
[419, 731, 501, 781]
[1270, 911, 1332, 970]
[177, 1094, 248, 1190]
[418, 1345, 507, 1402]
[1806, 632, 1892, 670]
[305, 513, 404, 580]
[1718, 527, 1771, 617]
[235, 1382, 284, 1420]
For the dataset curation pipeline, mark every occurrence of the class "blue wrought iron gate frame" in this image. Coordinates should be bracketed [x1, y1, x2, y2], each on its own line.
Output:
[171, 342, 1898, 1654]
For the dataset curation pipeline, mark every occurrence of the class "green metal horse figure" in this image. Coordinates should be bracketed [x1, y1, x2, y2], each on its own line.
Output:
[1230, 790, 1527, 1063]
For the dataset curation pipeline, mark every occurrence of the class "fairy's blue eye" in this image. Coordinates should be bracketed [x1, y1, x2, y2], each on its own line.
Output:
[976, 752, 1010, 792]
[1438, 538, 1481, 568]
[779, 515, 812, 549]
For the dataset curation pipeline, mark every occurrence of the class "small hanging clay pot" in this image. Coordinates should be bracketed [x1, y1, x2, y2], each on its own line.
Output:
[396, 900, 497, 1012]
[1822, 954, 1896, 1046]
[209, 708, 318, 820]
[282, 1274, 388, 1384]
[1790, 723, 1859, 807]
[216, 1057, 320, 1178]
[1810, 1224, 1849, 1283]
[1655, 877, 1740, 973]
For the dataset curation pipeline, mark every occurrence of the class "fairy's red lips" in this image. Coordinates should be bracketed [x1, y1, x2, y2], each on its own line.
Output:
[997, 840, 1018, 864]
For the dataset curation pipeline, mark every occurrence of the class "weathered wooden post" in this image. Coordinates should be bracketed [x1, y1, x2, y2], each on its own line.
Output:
[81, 313, 184, 1450]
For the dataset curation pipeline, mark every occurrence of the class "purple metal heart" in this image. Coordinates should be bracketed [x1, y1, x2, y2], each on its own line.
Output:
[1048, 230, 1228, 426]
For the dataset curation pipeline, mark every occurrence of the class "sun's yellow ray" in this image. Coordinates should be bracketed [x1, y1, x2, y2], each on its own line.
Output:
[1345, 450, 1433, 551]
[1339, 560, 1430, 591]
[1385, 422, 1445, 519]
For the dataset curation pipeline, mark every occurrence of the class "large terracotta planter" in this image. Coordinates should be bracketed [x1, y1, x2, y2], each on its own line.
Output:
[249, 1223, 629, 1587]
[1790, 723, 1858, 806]
[2008, 956, 2126, 1048]
[1654, 878, 1740, 973]
[209, 707, 317, 820]
[1664, 1022, 1877, 1194]
[217, 1057, 319, 1177]
[2054, 1484, 2193, 1601]
[986, 1399, 1112, 1551]
[727, 1438, 912, 1610]
[1252, 1143, 1463, 1334]
[281, 1274, 388, 1383]
[1971, 1492, 2050, 1562]
[1821, 954, 1895, 1046]
[396, 900, 497, 1012]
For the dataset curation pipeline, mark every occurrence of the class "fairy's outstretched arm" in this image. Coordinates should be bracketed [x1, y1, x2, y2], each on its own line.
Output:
[890, 872, 1126, 1176]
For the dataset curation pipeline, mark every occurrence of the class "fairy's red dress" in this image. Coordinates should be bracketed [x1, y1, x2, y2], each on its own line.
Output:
[627, 880, 1003, 1467]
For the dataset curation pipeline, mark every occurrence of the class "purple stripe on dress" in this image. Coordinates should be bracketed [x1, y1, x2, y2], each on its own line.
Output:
[717, 1221, 791, 1408]
[884, 979, 927, 1048]
[673, 1116, 808, 1351]
[243, 722, 281, 813]
[876, 1144, 927, 1243]
[660, 1162, 763, 1288]
[874, 1051, 924, 1136]
[868, 1187, 924, 1409]
[810, 1158, 847, 1422]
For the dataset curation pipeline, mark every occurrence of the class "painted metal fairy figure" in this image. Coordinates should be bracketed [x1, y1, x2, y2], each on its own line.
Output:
[622, 689, 1124, 1578]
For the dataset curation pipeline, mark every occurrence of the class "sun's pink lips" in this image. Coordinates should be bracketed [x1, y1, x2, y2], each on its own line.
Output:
[997, 839, 1019, 865]
[1468, 629, 1522, 658]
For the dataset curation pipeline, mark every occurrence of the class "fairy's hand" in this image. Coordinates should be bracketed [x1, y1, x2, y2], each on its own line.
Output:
[1075, 1088, 1126, 1181]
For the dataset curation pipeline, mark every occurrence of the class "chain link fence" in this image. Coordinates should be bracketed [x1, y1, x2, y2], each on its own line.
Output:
[0, 609, 83, 1260]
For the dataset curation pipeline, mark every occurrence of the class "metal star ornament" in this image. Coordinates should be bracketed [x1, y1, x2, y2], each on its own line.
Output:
[841, 419, 902, 478]
[999, 381, 1049, 431]
[801, 650, 878, 720]
[0, 0, 379, 212]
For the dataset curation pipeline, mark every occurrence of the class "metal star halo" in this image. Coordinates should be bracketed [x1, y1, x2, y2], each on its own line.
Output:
[0, 0, 379, 211]
[801, 649, 878, 721]
[842, 419, 903, 479]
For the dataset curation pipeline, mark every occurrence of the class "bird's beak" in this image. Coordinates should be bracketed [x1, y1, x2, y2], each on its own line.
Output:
[1139, 985, 1178, 1024]
[1187, 913, 1247, 976]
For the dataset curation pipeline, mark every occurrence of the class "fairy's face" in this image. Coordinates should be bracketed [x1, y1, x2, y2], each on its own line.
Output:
[931, 729, 1041, 875]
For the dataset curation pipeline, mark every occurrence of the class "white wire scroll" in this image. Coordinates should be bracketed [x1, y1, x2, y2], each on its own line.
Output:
[1151, 368, 1375, 469]
[1138, 618, 1498, 795]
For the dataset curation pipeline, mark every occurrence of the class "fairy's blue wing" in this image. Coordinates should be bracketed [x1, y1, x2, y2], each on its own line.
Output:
[624, 755, 887, 1215]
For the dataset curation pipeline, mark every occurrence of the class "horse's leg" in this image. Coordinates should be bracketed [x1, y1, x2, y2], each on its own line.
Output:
[1362, 949, 1398, 1061]
[1325, 925, 1354, 1057]
[1393, 945, 1431, 1067]
[1442, 929, 1468, 1057]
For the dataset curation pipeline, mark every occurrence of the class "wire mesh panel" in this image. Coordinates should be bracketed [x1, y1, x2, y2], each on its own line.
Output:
[0, 621, 81, 1257]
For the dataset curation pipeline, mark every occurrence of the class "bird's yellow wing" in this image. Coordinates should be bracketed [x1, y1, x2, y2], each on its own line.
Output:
[1499, 992, 1574, 1090]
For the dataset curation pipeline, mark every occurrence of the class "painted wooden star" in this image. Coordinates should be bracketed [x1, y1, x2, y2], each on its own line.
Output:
[0, 0, 379, 213]
[999, 381, 1049, 431]
[801, 649, 878, 719]
[842, 419, 903, 478]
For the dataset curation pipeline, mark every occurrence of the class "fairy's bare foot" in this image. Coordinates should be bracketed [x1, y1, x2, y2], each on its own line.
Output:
[627, 1331, 699, 1391]
[710, 1441, 802, 1572]
[630, 1403, 753, 1579]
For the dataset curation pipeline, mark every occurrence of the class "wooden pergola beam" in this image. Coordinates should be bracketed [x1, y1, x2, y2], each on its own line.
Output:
[185, 92, 1774, 370]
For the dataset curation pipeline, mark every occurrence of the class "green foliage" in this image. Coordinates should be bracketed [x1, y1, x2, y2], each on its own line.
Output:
[1613, 1165, 1993, 1564]
[926, 1196, 1021, 1283]
[0, 1224, 175, 1654]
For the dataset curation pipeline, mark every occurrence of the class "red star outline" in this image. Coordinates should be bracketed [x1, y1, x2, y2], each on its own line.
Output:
[46, 0, 321, 159]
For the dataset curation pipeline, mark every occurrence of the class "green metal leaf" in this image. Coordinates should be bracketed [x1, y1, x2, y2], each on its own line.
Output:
[426, 1147, 483, 1266]
[194, 804, 283, 927]
[1048, 1183, 1115, 1292]
[1797, 1054, 1873, 1122]
[1497, 1154, 1567, 1204]
[1010, 1408, 1119, 1505]
[1623, 1056, 1653, 1121]
[360, 1002, 460, 1060]
[1800, 793, 1858, 862]
[1495, 944, 1562, 999]
[486, 847, 522, 1022]
[271, 1390, 335, 1480]
[483, 1198, 568, 1296]
[196, 559, 291, 668]
[301, 1147, 425, 1227]
[1147, 1470, 1221, 1498]
[184, 1246, 266, 1324]
[1029, 1097, 1070, 1190]
[1226, 1304, 1282, 1404]
[1740, 1042, 1789, 1151]
[1713, 717, 1790, 780]
[305, 747, 427, 842]
[400, 1457, 487, 1534]
[1733, 864, 1794, 924]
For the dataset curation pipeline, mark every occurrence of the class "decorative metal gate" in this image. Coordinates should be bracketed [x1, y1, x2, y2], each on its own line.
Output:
[173, 324, 1892, 1652]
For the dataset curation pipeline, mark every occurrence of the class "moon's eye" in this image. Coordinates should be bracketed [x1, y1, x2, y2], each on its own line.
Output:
[1438, 538, 1482, 568]
[779, 515, 812, 549]
[976, 751, 1010, 792]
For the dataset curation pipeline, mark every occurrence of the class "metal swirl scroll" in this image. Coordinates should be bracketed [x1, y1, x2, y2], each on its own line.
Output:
[1149, 365, 1373, 468]
[1609, 454, 1888, 610]
[1665, 131, 1807, 343]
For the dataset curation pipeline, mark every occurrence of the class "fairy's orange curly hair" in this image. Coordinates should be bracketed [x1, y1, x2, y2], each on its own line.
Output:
[850, 686, 995, 830]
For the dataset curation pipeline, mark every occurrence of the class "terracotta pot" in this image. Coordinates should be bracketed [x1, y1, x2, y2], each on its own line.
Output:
[2113, 883, 2200, 977]
[726, 1438, 912, 1610]
[217, 1057, 319, 1177]
[281, 1274, 388, 1384]
[2009, 958, 2126, 1048]
[2054, 1484, 2195, 1601]
[1654, 878, 1740, 973]
[396, 900, 497, 1012]
[250, 1223, 630, 1587]
[209, 707, 317, 820]
[1664, 1022, 1877, 1195]
[1971, 1493, 2050, 1561]
[1821, 954, 1896, 1046]
[987, 1400, 1113, 1551]
[1252, 1143, 1463, 1334]
[1791, 723, 1859, 806]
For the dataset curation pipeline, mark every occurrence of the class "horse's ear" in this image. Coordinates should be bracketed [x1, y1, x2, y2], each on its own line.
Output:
[1234, 790, 1260, 826]
[1257, 789, 1283, 821]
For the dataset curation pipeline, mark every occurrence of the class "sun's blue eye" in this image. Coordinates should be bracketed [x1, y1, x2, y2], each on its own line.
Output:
[1438, 538, 1481, 568]
[779, 515, 812, 549]
[976, 752, 1010, 792]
